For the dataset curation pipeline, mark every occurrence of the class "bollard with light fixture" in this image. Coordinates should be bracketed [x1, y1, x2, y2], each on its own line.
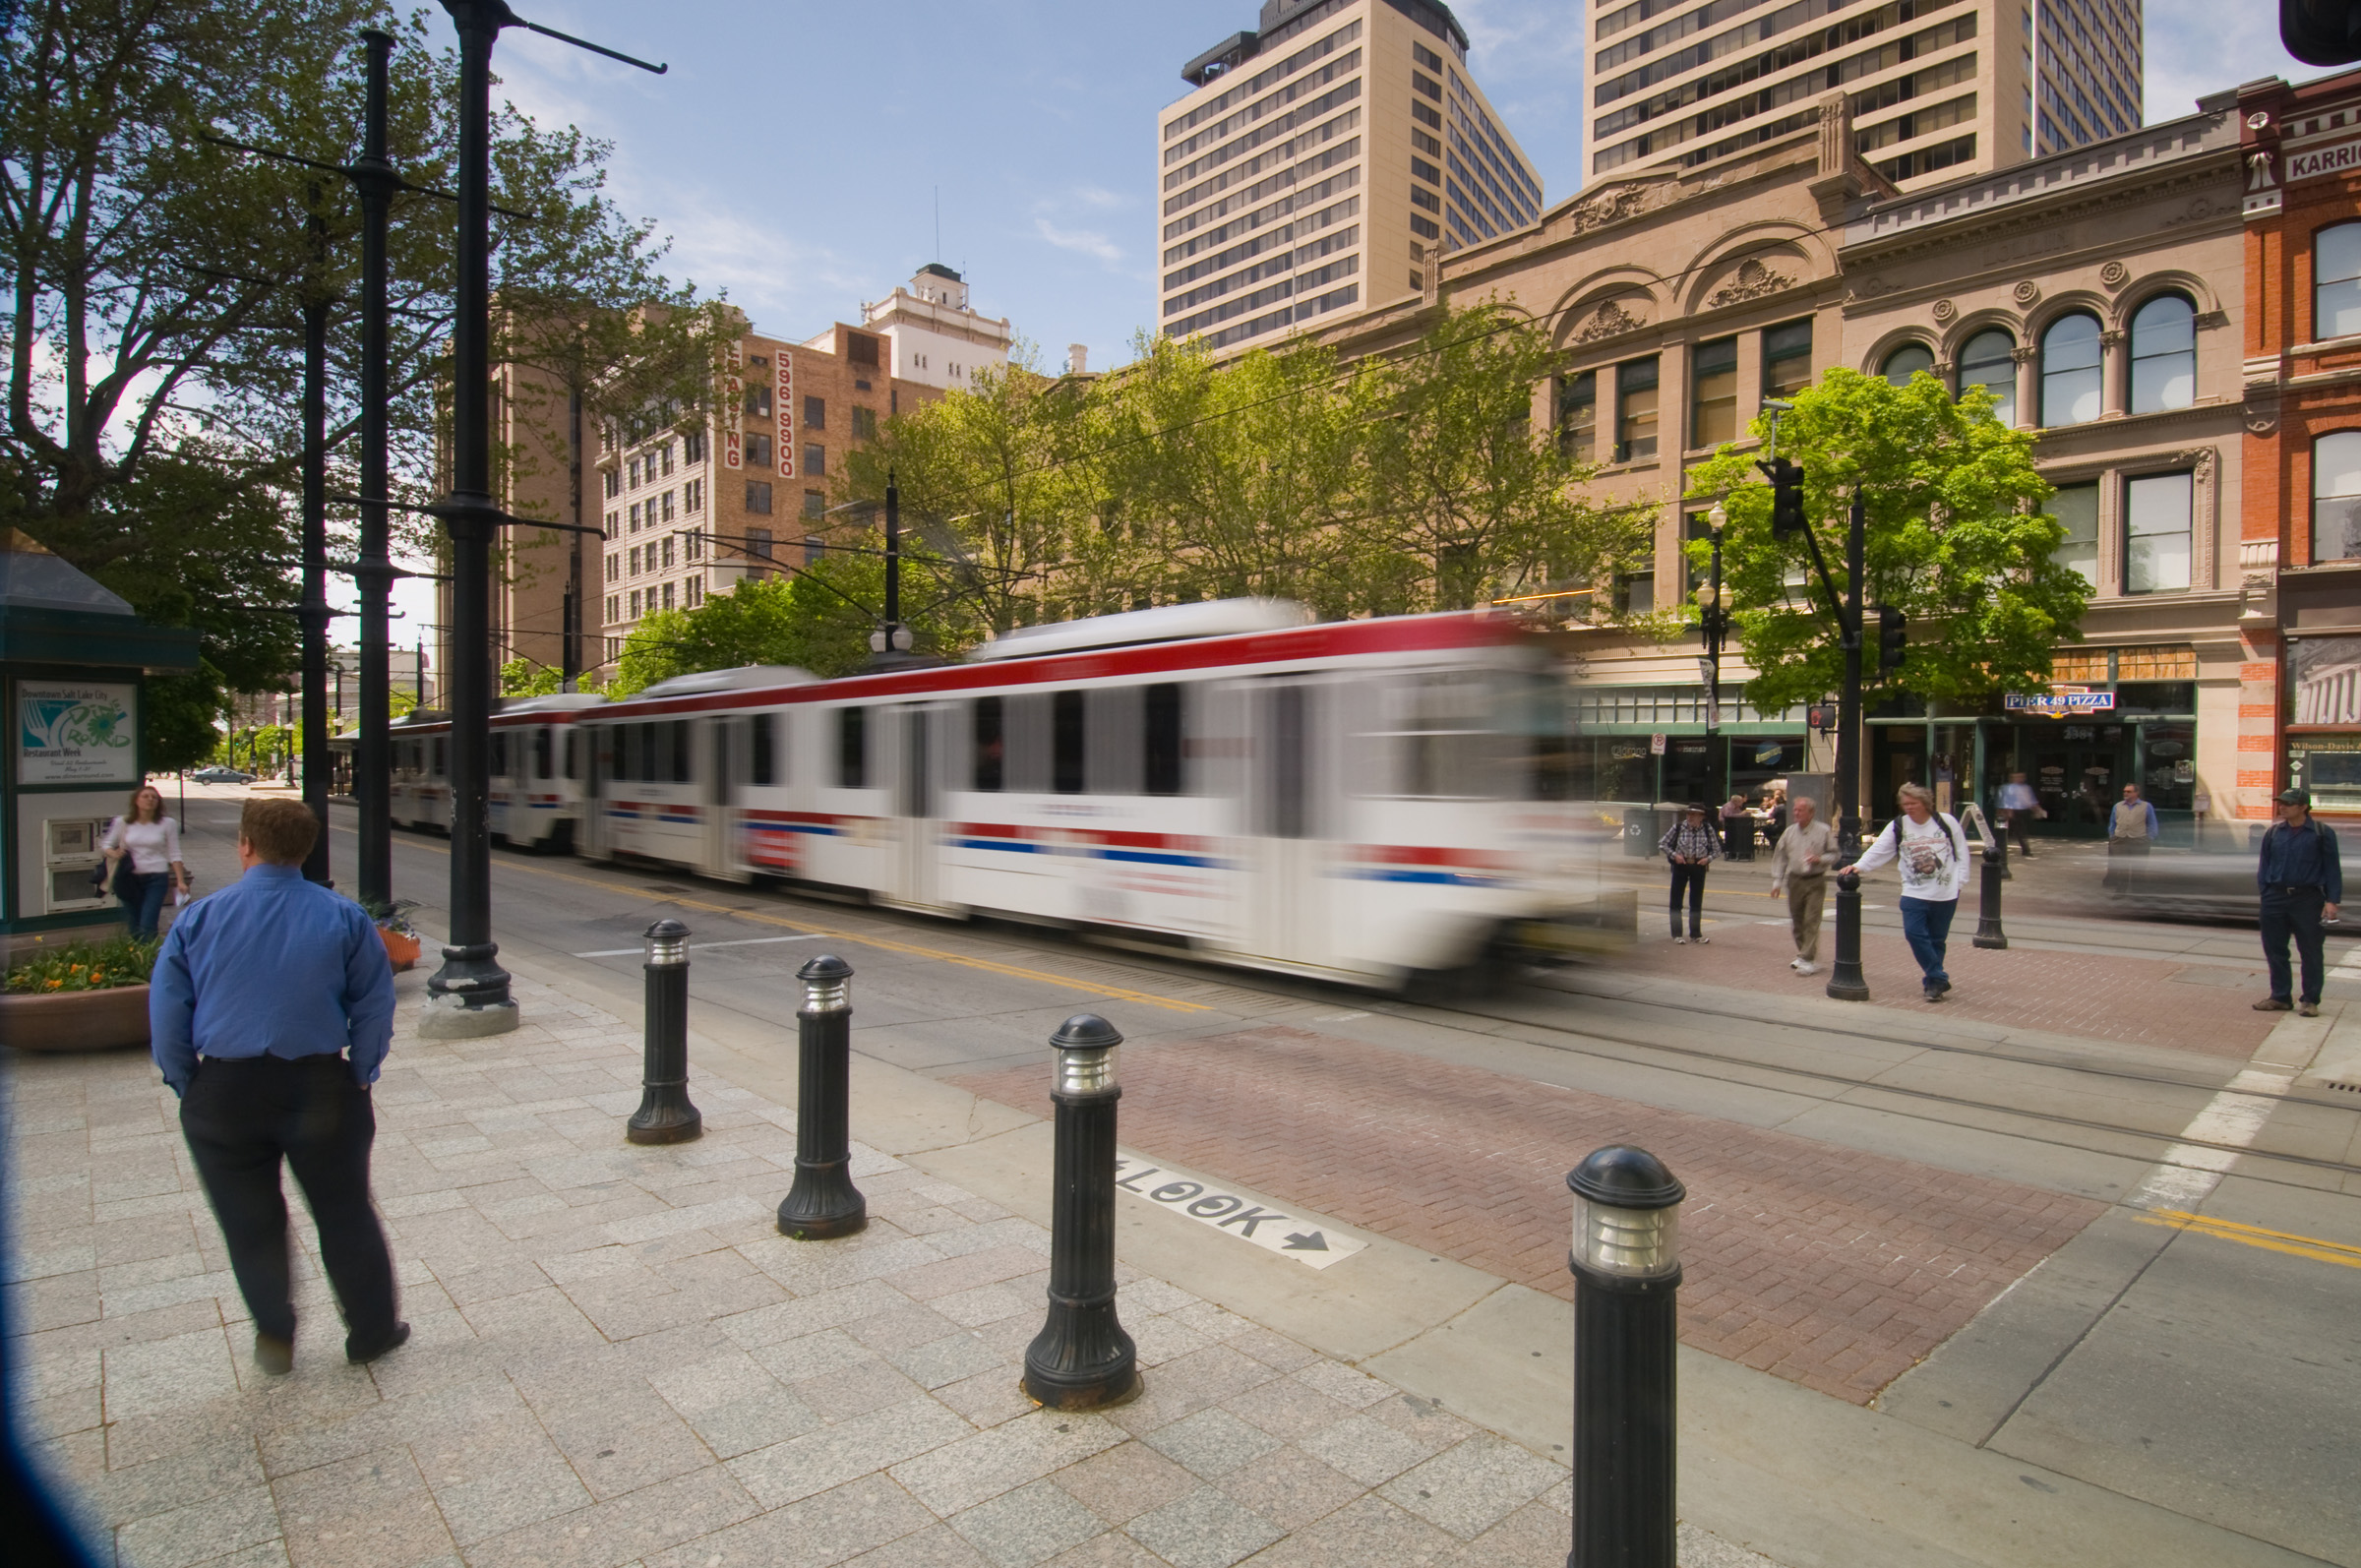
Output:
[777, 953, 867, 1238]
[1566, 1144, 1685, 1568]
[1021, 1013, 1139, 1411]
[1973, 844, 2010, 949]
[627, 919, 701, 1144]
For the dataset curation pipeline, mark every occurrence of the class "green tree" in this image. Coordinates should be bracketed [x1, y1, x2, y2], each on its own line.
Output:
[1683, 368, 2084, 714]
[499, 658, 565, 698]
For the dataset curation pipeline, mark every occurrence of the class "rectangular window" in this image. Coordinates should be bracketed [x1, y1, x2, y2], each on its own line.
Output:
[684, 429, 706, 462]
[837, 706, 867, 788]
[629, 545, 641, 574]
[534, 726, 553, 781]
[1414, 71, 1441, 100]
[607, 552, 618, 579]
[803, 489, 825, 520]
[849, 332, 880, 368]
[1413, 41, 1443, 71]
[1411, 184, 1441, 212]
[661, 535, 676, 569]
[804, 533, 824, 564]
[659, 442, 674, 476]
[1410, 213, 1440, 240]
[1412, 127, 1442, 156]
[972, 696, 1004, 791]
[661, 489, 676, 521]
[604, 510, 618, 537]
[630, 502, 641, 532]
[745, 481, 773, 514]
[851, 406, 877, 439]
[751, 713, 776, 786]
[628, 456, 640, 488]
[745, 433, 773, 468]
[1052, 689, 1085, 794]
[1413, 98, 1441, 129]
[1692, 335, 1738, 449]
[685, 478, 702, 513]
[630, 588, 641, 618]
[804, 395, 825, 430]
[1763, 318, 1813, 398]
[2125, 471, 2193, 594]
[1615, 356, 1659, 462]
[604, 468, 620, 499]
[1412, 155, 1441, 184]
[1557, 371, 1598, 462]
[805, 444, 825, 476]
[686, 574, 701, 607]
[605, 594, 618, 624]
[1144, 683, 1184, 796]
[746, 386, 772, 417]
[661, 579, 675, 610]
[747, 526, 773, 574]
[2049, 481, 2099, 587]
[672, 719, 692, 783]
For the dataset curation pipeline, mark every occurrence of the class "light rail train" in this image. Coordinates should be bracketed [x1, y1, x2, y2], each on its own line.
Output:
[376, 602, 1630, 989]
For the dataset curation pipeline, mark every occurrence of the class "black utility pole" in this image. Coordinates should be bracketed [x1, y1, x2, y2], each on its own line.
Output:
[300, 196, 334, 884]
[564, 385, 584, 691]
[353, 29, 398, 908]
[869, 468, 913, 664]
[1698, 503, 1731, 813]
[1827, 497, 1870, 1000]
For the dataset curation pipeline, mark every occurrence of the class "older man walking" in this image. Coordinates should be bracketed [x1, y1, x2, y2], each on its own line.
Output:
[151, 798, 407, 1375]
[2255, 787, 2342, 1018]
[1768, 794, 1839, 975]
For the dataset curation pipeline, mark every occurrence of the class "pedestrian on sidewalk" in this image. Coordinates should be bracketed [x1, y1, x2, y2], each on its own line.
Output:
[1768, 794, 1838, 975]
[1851, 783, 1972, 1001]
[2255, 787, 2341, 1018]
[1660, 803, 1720, 943]
[1719, 792, 1755, 861]
[2104, 782, 2159, 896]
[101, 782, 189, 939]
[150, 798, 407, 1376]
[1996, 771, 2041, 859]
[1763, 788, 1790, 853]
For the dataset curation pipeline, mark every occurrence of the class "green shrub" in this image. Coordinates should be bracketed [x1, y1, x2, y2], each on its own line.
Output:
[6, 934, 161, 994]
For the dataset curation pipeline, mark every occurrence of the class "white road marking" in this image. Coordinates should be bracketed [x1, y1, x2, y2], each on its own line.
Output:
[2126, 1065, 2296, 1211]
[570, 933, 832, 958]
[1313, 1010, 1370, 1022]
[1113, 1152, 1367, 1270]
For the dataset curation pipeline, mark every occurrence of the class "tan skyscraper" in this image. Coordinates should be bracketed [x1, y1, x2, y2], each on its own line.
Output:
[1158, 0, 1543, 352]
[1584, 0, 2141, 192]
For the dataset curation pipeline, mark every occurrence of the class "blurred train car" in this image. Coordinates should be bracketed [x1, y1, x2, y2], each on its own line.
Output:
[572, 601, 1630, 990]
[388, 692, 604, 851]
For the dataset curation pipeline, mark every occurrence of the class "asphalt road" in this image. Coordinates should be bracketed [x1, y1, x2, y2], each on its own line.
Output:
[166, 786, 2361, 1565]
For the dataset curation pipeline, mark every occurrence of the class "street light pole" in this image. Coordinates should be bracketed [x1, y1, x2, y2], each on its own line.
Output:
[1697, 503, 1731, 813]
[300, 196, 333, 885]
[1828, 495, 1871, 1000]
[353, 28, 397, 909]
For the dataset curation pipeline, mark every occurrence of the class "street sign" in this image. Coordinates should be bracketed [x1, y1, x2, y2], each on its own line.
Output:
[1649, 732, 1667, 755]
[1112, 1152, 1366, 1270]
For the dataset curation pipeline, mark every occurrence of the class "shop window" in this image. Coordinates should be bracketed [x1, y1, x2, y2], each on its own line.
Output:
[2124, 470, 2192, 593]
[1879, 342, 1935, 387]
[2051, 646, 2110, 684]
[1613, 570, 1655, 617]
[1692, 336, 1737, 448]
[2039, 313, 2103, 427]
[2048, 481, 2098, 588]
[2117, 645, 2198, 681]
[1614, 356, 1658, 462]
[2129, 294, 2196, 414]
[2317, 222, 2361, 340]
[1957, 329, 2017, 424]
[1762, 318, 1812, 398]
[2313, 430, 2361, 562]
[1556, 371, 1597, 462]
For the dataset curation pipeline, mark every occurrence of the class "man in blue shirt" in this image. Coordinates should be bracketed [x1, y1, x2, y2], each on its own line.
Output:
[151, 798, 405, 1375]
[2254, 788, 2343, 1018]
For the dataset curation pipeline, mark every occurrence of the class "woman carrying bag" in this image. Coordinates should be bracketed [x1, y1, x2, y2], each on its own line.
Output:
[1659, 803, 1721, 943]
[102, 783, 190, 939]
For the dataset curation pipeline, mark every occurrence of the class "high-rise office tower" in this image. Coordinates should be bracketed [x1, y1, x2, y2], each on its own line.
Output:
[1585, 0, 2143, 192]
[1158, 0, 1543, 352]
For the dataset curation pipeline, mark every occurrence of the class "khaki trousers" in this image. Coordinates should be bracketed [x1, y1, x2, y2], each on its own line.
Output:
[1786, 876, 1828, 962]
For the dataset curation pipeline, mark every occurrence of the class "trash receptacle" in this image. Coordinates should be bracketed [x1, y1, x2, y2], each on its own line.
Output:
[1622, 804, 1665, 859]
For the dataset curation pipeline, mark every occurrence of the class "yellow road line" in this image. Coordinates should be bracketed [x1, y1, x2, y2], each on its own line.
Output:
[2136, 1208, 2361, 1271]
[349, 824, 1211, 1012]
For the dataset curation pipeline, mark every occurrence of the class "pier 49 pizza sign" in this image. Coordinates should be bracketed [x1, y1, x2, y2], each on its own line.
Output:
[2005, 689, 2117, 717]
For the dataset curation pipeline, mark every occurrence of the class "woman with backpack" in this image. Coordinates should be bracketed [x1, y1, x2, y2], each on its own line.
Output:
[1848, 782, 1970, 1000]
[101, 782, 190, 939]
[1658, 803, 1721, 943]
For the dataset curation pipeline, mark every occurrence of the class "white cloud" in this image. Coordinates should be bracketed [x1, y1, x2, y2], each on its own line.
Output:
[1069, 184, 1128, 211]
[1034, 217, 1123, 265]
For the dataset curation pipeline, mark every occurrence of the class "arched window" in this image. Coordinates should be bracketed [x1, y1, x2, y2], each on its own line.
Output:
[2129, 294, 2196, 414]
[1957, 329, 2017, 424]
[2315, 431, 2361, 562]
[2040, 313, 2103, 427]
[2318, 223, 2361, 339]
[1880, 343, 1935, 386]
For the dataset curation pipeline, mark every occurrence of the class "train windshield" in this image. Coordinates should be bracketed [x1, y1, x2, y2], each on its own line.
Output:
[1359, 669, 1572, 801]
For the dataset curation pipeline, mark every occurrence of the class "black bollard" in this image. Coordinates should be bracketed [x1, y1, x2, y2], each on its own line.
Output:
[1995, 824, 2013, 881]
[1826, 869, 1870, 1000]
[777, 954, 867, 1238]
[1567, 1145, 1685, 1568]
[1973, 845, 2010, 949]
[1021, 1013, 1139, 1411]
[627, 919, 702, 1144]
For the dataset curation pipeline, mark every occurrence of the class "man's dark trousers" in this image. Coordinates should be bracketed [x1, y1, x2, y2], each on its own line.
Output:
[2261, 886, 2329, 1006]
[179, 1054, 397, 1353]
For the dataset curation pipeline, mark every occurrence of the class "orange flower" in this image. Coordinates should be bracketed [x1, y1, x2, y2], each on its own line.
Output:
[44, 979, 61, 990]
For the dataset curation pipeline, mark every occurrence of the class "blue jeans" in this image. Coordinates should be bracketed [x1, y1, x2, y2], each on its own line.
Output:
[1899, 895, 1958, 991]
[2260, 886, 2327, 1004]
[121, 871, 169, 939]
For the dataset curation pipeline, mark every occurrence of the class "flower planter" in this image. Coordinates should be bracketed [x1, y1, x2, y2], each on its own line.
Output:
[379, 927, 421, 972]
[0, 984, 151, 1052]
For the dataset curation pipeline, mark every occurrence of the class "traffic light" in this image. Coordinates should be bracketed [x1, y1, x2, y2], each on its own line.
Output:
[1766, 457, 1807, 538]
[2284, 0, 2361, 64]
[1876, 605, 1907, 674]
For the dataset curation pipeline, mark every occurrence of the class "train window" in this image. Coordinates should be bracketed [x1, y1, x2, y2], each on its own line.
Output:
[1004, 694, 1050, 792]
[534, 727, 554, 780]
[1145, 684, 1184, 796]
[1052, 690, 1085, 794]
[432, 739, 446, 778]
[672, 719, 692, 783]
[1507, 676, 1575, 801]
[751, 713, 776, 787]
[972, 696, 1003, 791]
[1087, 688, 1143, 796]
[1365, 673, 1495, 799]
[564, 730, 579, 781]
[647, 721, 671, 783]
[621, 723, 642, 783]
[838, 706, 867, 788]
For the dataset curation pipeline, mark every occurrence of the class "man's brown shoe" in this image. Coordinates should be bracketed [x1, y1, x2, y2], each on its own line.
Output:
[254, 1333, 294, 1377]
[2254, 996, 2294, 1011]
[2299, 1001, 2321, 1017]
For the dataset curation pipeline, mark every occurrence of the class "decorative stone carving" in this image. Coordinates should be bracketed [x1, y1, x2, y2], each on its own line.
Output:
[2193, 309, 2229, 330]
[1931, 299, 1957, 324]
[2099, 261, 2130, 290]
[2011, 344, 2038, 364]
[1563, 182, 1664, 236]
[1707, 259, 1794, 309]
[2013, 279, 2041, 307]
[2245, 401, 2280, 435]
[1572, 299, 1647, 345]
[2099, 329, 2125, 348]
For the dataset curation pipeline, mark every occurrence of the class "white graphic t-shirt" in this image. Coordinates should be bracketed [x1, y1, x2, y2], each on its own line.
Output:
[1852, 812, 1969, 902]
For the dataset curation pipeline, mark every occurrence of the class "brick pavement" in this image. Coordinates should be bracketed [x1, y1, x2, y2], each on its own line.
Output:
[1608, 906, 2272, 1057]
[0, 973, 1704, 1568]
[957, 1028, 2102, 1407]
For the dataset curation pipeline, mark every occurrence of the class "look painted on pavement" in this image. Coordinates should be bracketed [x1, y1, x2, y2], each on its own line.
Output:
[1113, 1152, 1367, 1270]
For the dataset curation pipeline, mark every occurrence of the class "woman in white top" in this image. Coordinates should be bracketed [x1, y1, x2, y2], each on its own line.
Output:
[1849, 782, 1970, 1001]
[102, 783, 189, 938]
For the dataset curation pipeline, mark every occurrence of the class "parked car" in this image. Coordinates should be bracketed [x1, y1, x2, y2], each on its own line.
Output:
[188, 765, 255, 784]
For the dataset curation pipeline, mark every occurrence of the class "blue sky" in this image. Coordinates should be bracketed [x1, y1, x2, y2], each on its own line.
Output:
[373, 0, 2313, 623]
